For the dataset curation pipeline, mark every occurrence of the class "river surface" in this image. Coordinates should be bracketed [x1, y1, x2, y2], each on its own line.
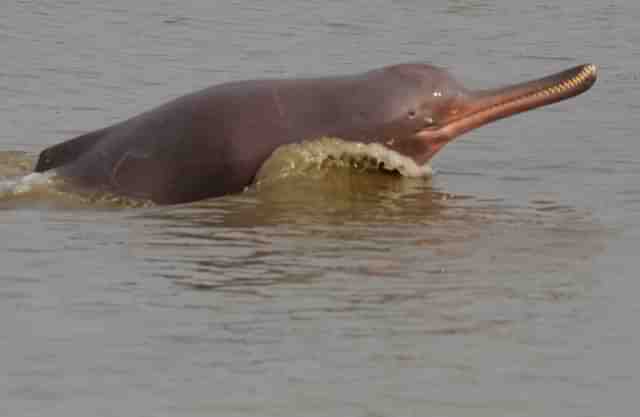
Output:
[1, 1, 639, 416]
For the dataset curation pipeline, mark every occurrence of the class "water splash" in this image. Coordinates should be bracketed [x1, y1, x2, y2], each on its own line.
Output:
[0, 150, 152, 209]
[0, 170, 154, 208]
[0, 171, 55, 198]
[255, 136, 433, 187]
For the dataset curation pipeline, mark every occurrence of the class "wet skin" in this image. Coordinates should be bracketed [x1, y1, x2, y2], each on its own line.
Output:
[34, 63, 597, 204]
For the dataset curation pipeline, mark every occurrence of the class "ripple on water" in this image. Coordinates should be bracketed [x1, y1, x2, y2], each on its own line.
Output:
[124, 162, 607, 343]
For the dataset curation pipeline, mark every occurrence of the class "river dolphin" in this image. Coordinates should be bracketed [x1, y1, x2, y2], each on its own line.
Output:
[34, 62, 597, 204]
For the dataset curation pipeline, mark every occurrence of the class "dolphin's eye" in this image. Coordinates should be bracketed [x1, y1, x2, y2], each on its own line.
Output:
[408, 110, 417, 119]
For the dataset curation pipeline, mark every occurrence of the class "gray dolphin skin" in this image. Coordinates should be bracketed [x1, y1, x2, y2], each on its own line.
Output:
[34, 62, 597, 204]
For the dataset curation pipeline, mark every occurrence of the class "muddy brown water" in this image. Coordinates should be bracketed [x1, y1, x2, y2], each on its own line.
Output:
[1, 1, 639, 416]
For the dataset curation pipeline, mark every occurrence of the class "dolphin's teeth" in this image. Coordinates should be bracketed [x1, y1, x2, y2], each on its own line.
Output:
[524, 65, 594, 101]
[575, 64, 597, 83]
[584, 64, 597, 76]
[542, 64, 597, 97]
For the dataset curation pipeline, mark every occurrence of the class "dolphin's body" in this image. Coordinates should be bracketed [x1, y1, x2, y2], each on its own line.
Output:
[34, 63, 597, 204]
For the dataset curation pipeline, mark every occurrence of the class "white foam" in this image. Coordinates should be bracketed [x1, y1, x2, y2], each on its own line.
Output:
[0, 171, 55, 196]
[336, 141, 434, 177]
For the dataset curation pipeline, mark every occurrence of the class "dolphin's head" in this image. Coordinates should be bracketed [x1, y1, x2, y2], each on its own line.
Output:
[358, 62, 597, 165]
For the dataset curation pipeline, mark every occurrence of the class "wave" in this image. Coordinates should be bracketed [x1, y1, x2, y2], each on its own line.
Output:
[255, 136, 433, 187]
